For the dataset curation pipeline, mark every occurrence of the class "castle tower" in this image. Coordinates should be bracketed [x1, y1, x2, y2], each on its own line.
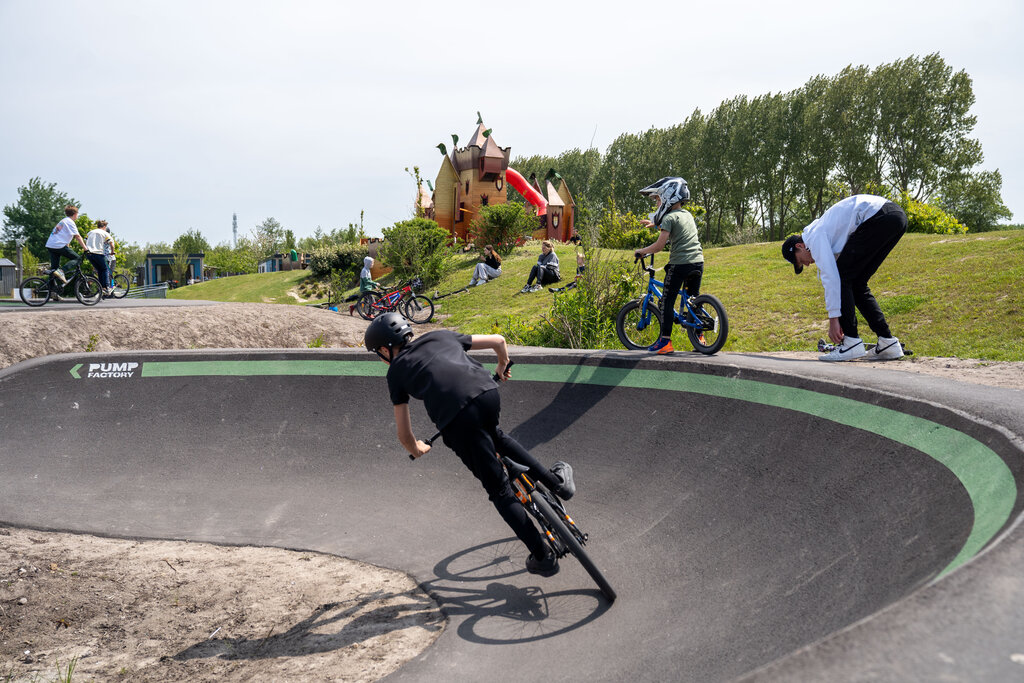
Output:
[432, 122, 511, 242]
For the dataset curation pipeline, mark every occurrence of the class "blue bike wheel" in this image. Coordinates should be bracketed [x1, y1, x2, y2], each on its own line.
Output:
[615, 299, 663, 350]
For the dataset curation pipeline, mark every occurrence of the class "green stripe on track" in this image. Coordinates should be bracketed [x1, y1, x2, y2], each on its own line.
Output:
[134, 359, 1017, 579]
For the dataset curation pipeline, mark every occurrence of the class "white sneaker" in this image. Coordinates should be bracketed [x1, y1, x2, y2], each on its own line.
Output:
[52, 268, 68, 284]
[529, 284, 543, 292]
[873, 336, 904, 360]
[520, 285, 531, 294]
[818, 336, 865, 362]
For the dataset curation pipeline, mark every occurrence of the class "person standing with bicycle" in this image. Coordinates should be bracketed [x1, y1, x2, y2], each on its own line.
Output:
[85, 221, 115, 297]
[781, 195, 907, 362]
[45, 205, 88, 295]
[365, 313, 576, 577]
[633, 177, 704, 355]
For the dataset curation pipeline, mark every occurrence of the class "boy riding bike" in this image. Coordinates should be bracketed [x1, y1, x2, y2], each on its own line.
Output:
[364, 313, 576, 576]
[45, 205, 88, 292]
[633, 177, 704, 355]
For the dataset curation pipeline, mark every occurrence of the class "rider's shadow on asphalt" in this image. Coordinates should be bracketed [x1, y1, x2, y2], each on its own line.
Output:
[422, 538, 613, 644]
[172, 589, 443, 662]
[509, 355, 643, 451]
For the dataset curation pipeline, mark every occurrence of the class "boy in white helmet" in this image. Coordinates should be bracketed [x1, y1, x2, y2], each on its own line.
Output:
[633, 177, 704, 355]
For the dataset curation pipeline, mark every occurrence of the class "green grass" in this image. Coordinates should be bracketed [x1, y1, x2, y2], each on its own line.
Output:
[163, 232, 1024, 361]
[167, 269, 318, 305]
[428, 231, 1024, 361]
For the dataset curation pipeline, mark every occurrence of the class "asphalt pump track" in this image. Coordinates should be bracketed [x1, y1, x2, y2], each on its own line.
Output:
[2, 348, 1023, 681]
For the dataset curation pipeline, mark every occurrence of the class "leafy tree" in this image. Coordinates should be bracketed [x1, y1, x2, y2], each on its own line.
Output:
[378, 217, 455, 285]
[874, 53, 982, 200]
[470, 203, 538, 255]
[172, 228, 211, 254]
[251, 217, 284, 260]
[2, 177, 79, 259]
[937, 169, 1012, 232]
[205, 240, 257, 275]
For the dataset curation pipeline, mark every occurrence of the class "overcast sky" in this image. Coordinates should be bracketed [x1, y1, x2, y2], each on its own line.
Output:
[1, 0, 1020, 247]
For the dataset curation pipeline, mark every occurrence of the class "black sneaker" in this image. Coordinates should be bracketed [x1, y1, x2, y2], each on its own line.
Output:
[551, 461, 575, 500]
[525, 551, 559, 577]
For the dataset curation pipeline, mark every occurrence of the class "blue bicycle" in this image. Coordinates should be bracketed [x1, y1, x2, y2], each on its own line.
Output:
[615, 254, 729, 355]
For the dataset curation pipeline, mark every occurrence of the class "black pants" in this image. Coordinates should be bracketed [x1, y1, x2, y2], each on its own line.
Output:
[660, 262, 704, 338]
[441, 388, 561, 558]
[47, 245, 81, 276]
[527, 265, 559, 286]
[835, 202, 906, 338]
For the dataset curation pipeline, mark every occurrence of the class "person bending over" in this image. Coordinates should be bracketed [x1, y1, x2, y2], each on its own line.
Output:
[365, 312, 576, 576]
[781, 194, 907, 362]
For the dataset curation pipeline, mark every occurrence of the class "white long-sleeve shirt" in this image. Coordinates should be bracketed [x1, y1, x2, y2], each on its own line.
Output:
[801, 195, 889, 318]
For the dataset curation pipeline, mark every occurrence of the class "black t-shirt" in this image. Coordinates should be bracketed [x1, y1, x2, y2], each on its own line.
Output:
[387, 330, 497, 429]
[484, 253, 500, 270]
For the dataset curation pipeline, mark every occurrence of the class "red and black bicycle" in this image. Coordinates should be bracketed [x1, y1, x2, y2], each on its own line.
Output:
[356, 277, 434, 323]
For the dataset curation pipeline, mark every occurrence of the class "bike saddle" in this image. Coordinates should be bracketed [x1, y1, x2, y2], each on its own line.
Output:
[503, 457, 530, 478]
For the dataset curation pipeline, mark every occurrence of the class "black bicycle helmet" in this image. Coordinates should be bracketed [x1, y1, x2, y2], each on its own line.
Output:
[364, 312, 414, 355]
[639, 177, 690, 226]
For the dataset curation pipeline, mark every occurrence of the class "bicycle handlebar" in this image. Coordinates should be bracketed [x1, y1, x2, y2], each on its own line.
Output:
[411, 360, 516, 460]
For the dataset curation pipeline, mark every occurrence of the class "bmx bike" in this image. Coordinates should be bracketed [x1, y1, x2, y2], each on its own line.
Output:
[19, 262, 103, 307]
[356, 277, 434, 323]
[615, 254, 728, 355]
[417, 361, 616, 603]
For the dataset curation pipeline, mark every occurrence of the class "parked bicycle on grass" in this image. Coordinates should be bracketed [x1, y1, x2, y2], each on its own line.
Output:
[356, 277, 434, 323]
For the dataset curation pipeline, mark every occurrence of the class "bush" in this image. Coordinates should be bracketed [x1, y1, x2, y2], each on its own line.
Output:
[495, 248, 635, 349]
[308, 243, 369, 278]
[378, 218, 456, 286]
[469, 203, 539, 255]
[898, 192, 967, 235]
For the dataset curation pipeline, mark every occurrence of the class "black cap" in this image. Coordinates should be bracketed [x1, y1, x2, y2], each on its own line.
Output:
[781, 235, 804, 274]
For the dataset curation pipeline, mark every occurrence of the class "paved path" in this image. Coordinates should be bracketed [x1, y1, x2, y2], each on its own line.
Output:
[1, 348, 1021, 681]
[0, 298, 222, 312]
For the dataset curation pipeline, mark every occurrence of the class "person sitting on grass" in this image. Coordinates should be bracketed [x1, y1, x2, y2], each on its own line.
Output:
[520, 240, 560, 293]
[469, 244, 502, 286]
[364, 312, 576, 577]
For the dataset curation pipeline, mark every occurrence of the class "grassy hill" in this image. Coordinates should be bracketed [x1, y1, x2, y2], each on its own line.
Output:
[167, 269, 317, 305]
[430, 231, 1024, 361]
[168, 231, 1024, 361]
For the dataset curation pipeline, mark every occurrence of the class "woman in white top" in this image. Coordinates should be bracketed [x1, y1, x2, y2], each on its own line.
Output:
[85, 221, 115, 295]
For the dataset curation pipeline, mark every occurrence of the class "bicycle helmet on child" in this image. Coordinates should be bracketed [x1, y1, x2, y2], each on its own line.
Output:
[639, 177, 690, 227]
[364, 312, 414, 359]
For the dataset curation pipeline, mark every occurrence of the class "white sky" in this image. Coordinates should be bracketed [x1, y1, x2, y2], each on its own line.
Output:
[1, 0, 1021, 246]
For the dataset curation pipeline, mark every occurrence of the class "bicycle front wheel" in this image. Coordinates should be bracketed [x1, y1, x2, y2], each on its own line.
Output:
[686, 293, 728, 355]
[532, 493, 616, 602]
[402, 294, 434, 324]
[615, 298, 663, 350]
[356, 292, 381, 320]
[111, 273, 130, 298]
[19, 277, 52, 307]
[75, 276, 103, 306]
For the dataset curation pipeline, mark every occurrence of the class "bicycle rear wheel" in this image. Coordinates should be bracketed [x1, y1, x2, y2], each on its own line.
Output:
[111, 273, 130, 298]
[402, 294, 434, 323]
[685, 294, 728, 355]
[615, 298, 663, 350]
[532, 493, 616, 602]
[19, 277, 52, 307]
[75, 275, 103, 306]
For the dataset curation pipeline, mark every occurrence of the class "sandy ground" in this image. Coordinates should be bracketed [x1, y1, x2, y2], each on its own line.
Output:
[1, 302, 1022, 681]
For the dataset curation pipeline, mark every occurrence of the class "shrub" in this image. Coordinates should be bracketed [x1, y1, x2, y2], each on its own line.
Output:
[470, 203, 539, 255]
[898, 192, 967, 235]
[308, 243, 369, 278]
[495, 248, 635, 349]
[378, 218, 456, 286]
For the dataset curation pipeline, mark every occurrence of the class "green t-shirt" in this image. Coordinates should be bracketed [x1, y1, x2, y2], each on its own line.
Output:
[661, 209, 703, 265]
